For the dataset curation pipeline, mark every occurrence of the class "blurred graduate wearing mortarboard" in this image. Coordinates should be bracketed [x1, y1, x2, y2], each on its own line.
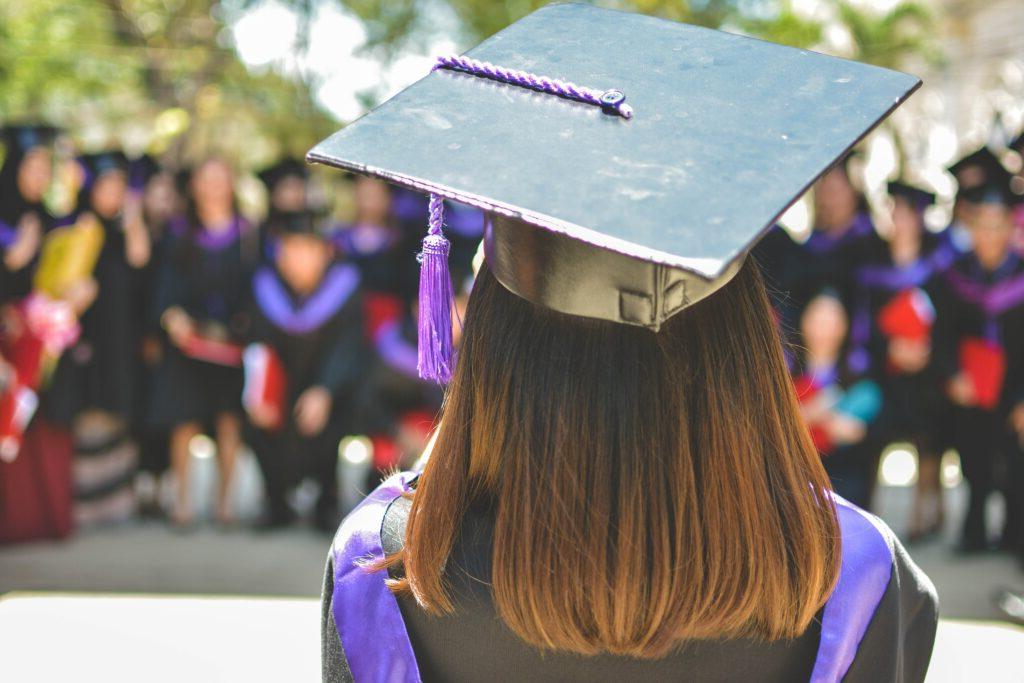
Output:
[0, 124, 78, 544]
[931, 159, 1024, 555]
[257, 157, 310, 261]
[791, 286, 883, 510]
[849, 181, 952, 535]
[48, 150, 152, 525]
[241, 209, 368, 532]
[944, 145, 1006, 255]
[127, 153, 181, 517]
[0, 124, 59, 301]
[309, 5, 936, 681]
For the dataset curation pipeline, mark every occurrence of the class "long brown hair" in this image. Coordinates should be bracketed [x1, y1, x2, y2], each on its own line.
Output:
[389, 259, 839, 659]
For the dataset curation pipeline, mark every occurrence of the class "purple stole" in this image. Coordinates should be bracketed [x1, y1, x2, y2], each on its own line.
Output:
[944, 255, 1024, 342]
[803, 212, 874, 255]
[169, 215, 248, 250]
[847, 242, 955, 374]
[253, 264, 360, 335]
[330, 472, 894, 683]
[374, 319, 420, 380]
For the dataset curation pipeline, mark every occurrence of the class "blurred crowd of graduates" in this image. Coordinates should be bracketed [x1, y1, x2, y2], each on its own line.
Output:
[2, 120, 1024, 564]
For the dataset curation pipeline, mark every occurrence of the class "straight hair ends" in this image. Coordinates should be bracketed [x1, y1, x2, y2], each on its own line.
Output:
[387, 260, 840, 659]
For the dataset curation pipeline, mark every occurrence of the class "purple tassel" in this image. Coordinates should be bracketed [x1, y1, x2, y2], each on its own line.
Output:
[417, 194, 455, 383]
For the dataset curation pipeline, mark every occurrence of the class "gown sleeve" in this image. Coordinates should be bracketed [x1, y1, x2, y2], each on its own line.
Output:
[321, 554, 354, 683]
[842, 536, 939, 682]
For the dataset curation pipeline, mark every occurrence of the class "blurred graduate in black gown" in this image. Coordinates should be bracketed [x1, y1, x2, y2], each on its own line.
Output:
[0, 125, 59, 299]
[129, 154, 182, 517]
[792, 288, 884, 508]
[754, 153, 876, 355]
[932, 162, 1024, 553]
[243, 210, 367, 532]
[53, 151, 152, 525]
[257, 157, 309, 261]
[851, 181, 953, 540]
[148, 158, 257, 527]
[0, 124, 77, 541]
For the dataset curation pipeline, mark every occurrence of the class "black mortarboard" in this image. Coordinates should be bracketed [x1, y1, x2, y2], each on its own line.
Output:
[272, 208, 331, 237]
[947, 146, 1003, 197]
[959, 161, 1017, 207]
[79, 151, 129, 188]
[129, 154, 165, 191]
[258, 157, 309, 191]
[1, 124, 59, 156]
[307, 3, 918, 380]
[1010, 131, 1024, 154]
[887, 181, 935, 211]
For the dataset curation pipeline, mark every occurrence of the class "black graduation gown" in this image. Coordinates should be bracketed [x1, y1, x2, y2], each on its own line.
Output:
[797, 212, 877, 301]
[321, 497, 938, 683]
[147, 216, 257, 427]
[930, 252, 1024, 549]
[0, 197, 56, 304]
[848, 233, 953, 451]
[47, 215, 142, 422]
[243, 263, 367, 516]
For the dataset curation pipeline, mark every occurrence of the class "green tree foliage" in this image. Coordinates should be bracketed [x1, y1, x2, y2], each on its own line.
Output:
[834, 0, 939, 70]
[0, 0, 336, 166]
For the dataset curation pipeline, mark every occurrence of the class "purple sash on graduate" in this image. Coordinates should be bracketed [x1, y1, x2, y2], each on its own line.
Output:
[855, 243, 956, 292]
[809, 495, 894, 683]
[331, 477, 893, 683]
[803, 213, 874, 255]
[169, 215, 247, 250]
[375, 319, 421, 380]
[847, 242, 956, 373]
[944, 266, 1024, 318]
[331, 471, 422, 683]
[253, 263, 359, 335]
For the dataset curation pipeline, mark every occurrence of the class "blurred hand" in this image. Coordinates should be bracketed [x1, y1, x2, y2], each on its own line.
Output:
[1010, 403, 1024, 446]
[246, 403, 279, 431]
[122, 194, 151, 268]
[947, 373, 977, 407]
[0, 355, 12, 391]
[4, 212, 42, 271]
[161, 307, 195, 348]
[295, 386, 332, 437]
[823, 413, 866, 446]
[888, 337, 930, 374]
[62, 277, 98, 316]
[140, 335, 163, 366]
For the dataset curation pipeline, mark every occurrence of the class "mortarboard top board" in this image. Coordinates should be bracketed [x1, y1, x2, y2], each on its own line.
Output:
[308, 2, 919, 333]
[947, 146, 1003, 192]
[129, 154, 165, 190]
[258, 157, 309, 191]
[887, 181, 935, 211]
[79, 151, 129, 186]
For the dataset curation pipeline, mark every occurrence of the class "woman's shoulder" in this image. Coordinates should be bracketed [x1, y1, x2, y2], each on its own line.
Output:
[829, 496, 939, 682]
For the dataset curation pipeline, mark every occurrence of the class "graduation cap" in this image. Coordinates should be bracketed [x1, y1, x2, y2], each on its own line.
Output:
[128, 154, 165, 191]
[307, 3, 920, 382]
[959, 161, 1018, 207]
[947, 146, 1004, 198]
[79, 151, 129, 188]
[887, 181, 935, 212]
[1011, 131, 1024, 154]
[1, 124, 59, 156]
[258, 157, 309, 191]
[272, 208, 331, 237]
